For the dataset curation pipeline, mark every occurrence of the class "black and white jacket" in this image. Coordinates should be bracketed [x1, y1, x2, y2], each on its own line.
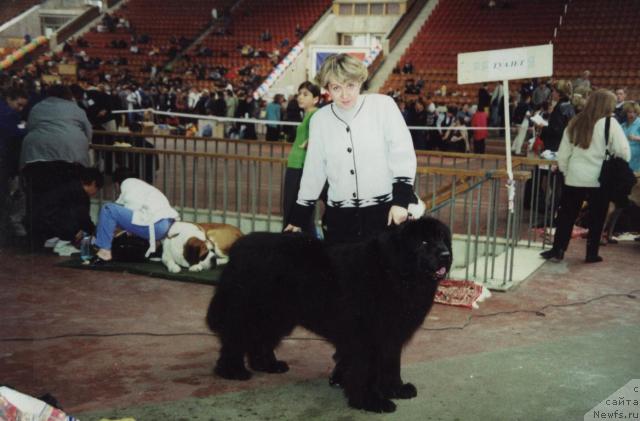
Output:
[291, 93, 416, 226]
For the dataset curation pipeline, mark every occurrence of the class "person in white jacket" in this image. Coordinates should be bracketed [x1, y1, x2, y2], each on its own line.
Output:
[541, 89, 630, 263]
[91, 168, 179, 263]
[284, 53, 417, 243]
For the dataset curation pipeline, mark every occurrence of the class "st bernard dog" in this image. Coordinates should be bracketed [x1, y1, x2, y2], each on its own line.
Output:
[198, 223, 244, 259]
[161, 221, 217, 273]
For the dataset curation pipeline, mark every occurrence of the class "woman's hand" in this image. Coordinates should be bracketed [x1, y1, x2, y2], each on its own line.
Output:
[387, 205, 409, 226]
[283, 224, 301, 232]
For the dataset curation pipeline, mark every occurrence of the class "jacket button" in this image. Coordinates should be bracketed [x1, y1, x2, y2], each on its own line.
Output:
[347, 147, 352, 153]
[350, 169, 355, 175]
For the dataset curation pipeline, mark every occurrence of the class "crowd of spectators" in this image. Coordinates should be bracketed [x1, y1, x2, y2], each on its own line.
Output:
[386, 70, 638, 156]
[1, 47, 639, 250]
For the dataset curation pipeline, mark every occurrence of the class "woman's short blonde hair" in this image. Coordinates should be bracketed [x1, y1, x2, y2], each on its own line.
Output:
[622, 101, 640, 115]
[315, 53, 369, 88]
[554, 79, 573, 98]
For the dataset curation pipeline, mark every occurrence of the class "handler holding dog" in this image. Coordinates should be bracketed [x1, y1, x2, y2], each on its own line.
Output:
[285, 53, 417, 243]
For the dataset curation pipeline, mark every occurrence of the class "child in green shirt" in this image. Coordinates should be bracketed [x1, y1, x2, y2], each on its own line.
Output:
[282, 81, 320, 232]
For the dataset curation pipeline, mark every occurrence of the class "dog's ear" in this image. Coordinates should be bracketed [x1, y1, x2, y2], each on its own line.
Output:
[199, 242, 211, 261]
[184, 237, 205, 266]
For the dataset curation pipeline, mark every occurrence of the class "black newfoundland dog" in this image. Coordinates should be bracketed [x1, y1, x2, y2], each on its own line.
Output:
[206, 217, 452, 413]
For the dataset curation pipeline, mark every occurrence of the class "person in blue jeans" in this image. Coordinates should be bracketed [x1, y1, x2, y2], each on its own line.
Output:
[91, 168, 179, 264]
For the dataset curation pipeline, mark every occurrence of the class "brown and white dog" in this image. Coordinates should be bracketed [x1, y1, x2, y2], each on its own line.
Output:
[161, 221, 217, 273]
[198, 223, 244, 259]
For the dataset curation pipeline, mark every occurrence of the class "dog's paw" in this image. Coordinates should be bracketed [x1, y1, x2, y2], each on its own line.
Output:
[188, 264, 204, 272]
[250, 359, 289, 374]
[392, 382, 417, 399]
[350, 396, 396, 413]
[166, 263, 182, 273]
[214, 364, 252, 381]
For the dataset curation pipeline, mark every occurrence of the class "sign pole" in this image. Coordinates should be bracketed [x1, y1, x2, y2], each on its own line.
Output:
[457, 44, 553, 214]
[502, 79, 515, 213]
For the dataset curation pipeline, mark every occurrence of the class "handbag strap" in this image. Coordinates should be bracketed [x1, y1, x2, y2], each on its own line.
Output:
[604, 116, 612, 159]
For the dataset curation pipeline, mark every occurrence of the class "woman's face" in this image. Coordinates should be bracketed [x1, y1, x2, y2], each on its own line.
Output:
[627, 109, 637, 123]
[327, 79, 361, 110]
[297, 88, 318, 111]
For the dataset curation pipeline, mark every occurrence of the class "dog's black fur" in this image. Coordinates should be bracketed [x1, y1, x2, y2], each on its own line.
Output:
[206, 217, 452, 413]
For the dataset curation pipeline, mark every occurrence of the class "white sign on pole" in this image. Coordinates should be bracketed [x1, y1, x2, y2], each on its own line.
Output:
[457, 44, 553, 85]
[457, 44, 554, 213]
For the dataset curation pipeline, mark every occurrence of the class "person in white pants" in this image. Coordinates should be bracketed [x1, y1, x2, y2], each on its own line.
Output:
[512, 93, 533, 155]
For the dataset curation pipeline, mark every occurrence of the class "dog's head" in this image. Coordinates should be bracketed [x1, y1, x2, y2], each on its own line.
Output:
[184, 237, 217, 269]
[394, 217, 452, 281]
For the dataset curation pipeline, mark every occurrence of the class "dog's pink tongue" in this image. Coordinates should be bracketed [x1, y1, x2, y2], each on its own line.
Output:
[436, 267, 447, 276]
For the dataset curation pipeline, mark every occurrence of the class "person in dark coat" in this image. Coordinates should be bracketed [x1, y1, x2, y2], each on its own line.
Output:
[86, 84, 117, 131]
[540, 80, 575, 152]
[477, 83, 491, 111]
[235, 93, 258, 139]
[0, 87, 28, 245]
[20, 84, 92, 246]
[285, 94, 302, 142]
[0, 87, 28, 178]
[408, 99, 428, 150]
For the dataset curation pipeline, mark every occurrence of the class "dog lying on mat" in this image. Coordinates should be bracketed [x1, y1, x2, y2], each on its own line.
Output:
[206, 217, 452, 413]
[161, 221, 217, 273]
[161, 221, 243, 273]
[198, 223, 243, 258]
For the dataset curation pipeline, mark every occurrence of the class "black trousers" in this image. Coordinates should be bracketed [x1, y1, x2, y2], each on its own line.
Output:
[22, 161, 83, 245]
[323, 202, 392, 244]
[265, 126, 280, 141]
[552, 185, 608, 257]
[473, 139, 486, 154]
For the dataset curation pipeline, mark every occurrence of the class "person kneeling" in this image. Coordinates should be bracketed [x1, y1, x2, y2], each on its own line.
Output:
[91, 168, 179, 264]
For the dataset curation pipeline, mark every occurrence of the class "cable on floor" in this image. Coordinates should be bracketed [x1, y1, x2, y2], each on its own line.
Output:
[0, 290, 637, 342]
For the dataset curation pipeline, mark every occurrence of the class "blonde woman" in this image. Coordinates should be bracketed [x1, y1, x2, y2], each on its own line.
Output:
[285, 53, 416, 243]
[541, 89, 630, 263]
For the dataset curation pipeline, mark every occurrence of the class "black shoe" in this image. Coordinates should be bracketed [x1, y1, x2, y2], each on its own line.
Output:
[585, 255, 603, 263]
[86, 255, 109, 266]
[540, 248, 563, 262]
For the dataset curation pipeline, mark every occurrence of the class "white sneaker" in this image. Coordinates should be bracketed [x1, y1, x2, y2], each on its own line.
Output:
[54, 242, 80, 256]
[44, 237, 60, 248]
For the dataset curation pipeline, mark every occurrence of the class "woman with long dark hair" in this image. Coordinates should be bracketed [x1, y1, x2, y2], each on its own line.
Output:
[541, 89, 630, 263]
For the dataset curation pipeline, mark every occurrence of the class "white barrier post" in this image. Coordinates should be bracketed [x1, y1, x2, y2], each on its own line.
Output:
[457, 44, 553, 214]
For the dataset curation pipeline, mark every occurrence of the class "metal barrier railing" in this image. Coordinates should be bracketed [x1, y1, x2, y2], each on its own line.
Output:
[91, 132, 561, 288]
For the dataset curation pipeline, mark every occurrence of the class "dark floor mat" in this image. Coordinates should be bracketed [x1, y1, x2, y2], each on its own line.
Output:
[57, 258, 222, 285]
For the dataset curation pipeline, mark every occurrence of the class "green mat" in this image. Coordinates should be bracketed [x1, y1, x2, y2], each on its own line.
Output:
[57, 258, 223, 285]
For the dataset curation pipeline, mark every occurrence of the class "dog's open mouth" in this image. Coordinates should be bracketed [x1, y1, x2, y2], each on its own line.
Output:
[435, 267, 448, 279]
